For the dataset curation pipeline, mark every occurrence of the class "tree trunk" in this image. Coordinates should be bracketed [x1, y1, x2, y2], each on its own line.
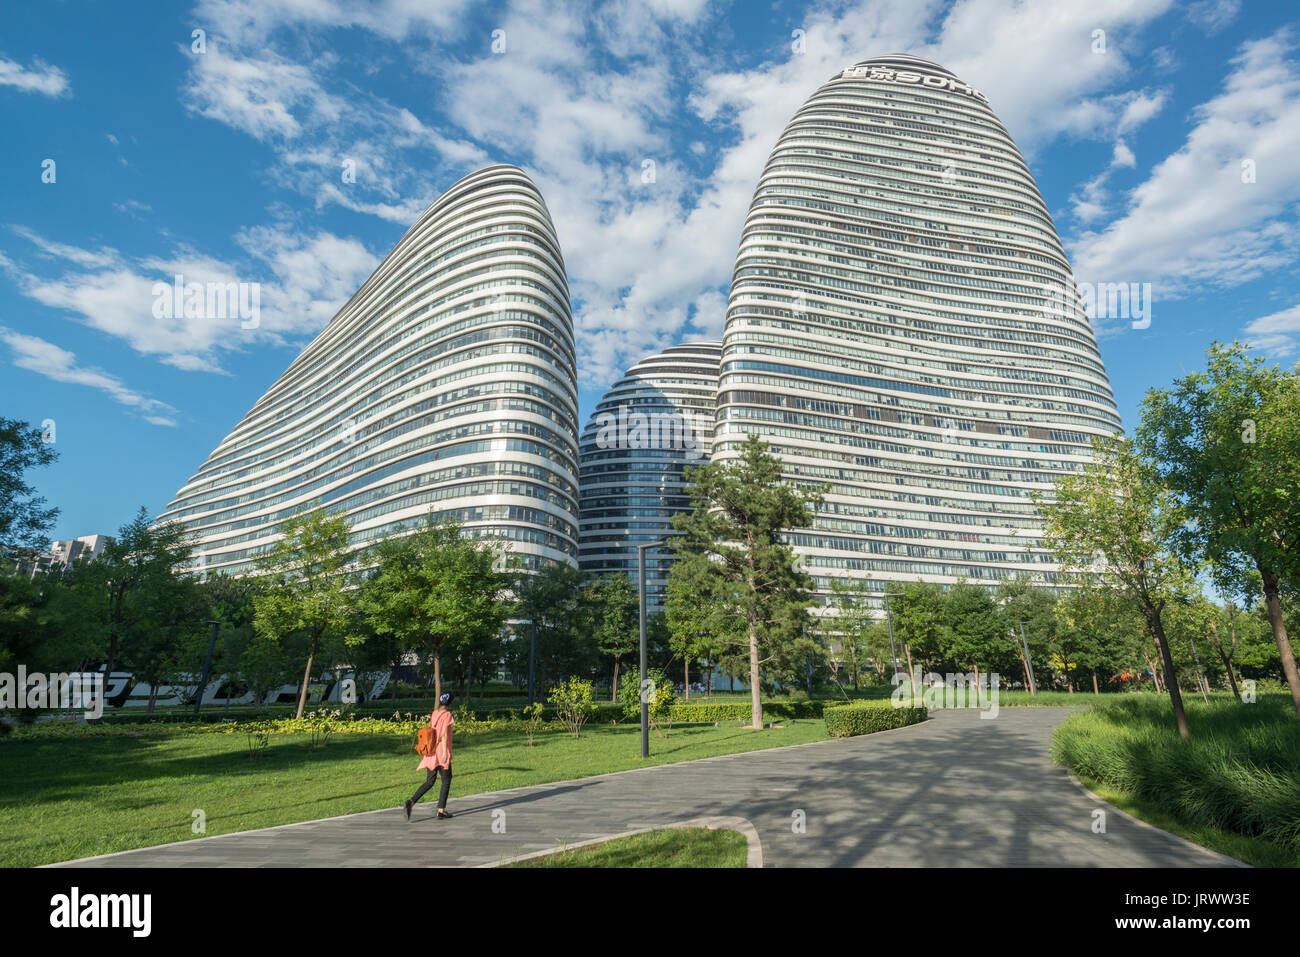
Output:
[103, 633, 120, 687]
[147, 684, 158, 713]
[1210, 620, 1241, 700]
[684, 657, 690, 700]
[1144, 654, 1163, 692]
[1091, 669, 1099, 695]
[904, 643, 916, 694]
[294, 630, 320, 720]
[611, 658, 620, 703]
[972, 662, 981, 707]
[1260, 568, 1300, 718]
[748, 626, 763, 729]
[433, 648, 442, 702]
[1148, 610, 1190, 739]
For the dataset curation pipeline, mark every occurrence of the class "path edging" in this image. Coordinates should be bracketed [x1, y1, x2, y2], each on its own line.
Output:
[48, 723, 933, 867]
[1062, 769, 1248, 867]
[477, 816, 764, 869]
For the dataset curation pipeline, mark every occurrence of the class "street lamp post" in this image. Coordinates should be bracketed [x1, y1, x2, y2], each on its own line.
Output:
[194, 619, 220, 718]
[636, 537, 674, 759]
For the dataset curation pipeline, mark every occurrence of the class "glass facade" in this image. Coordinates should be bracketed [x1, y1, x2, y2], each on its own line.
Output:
[577, 341, 722, 609]
[713, 55, 1121, 602]
[160, 165, 580, 576]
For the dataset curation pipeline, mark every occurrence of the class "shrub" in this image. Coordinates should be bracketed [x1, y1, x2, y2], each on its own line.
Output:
[823, 700, 927, 738]
[617, 667, 676, 723]
[670, 700, 825, 723]
[1052, 694, 1300, 856]
[0, 711, 570, 740]
[523, 702, 545, 746]
[547, 677, 597, 739]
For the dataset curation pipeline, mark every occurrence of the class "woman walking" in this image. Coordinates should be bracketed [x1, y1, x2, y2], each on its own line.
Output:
[405, 691, 455, 820]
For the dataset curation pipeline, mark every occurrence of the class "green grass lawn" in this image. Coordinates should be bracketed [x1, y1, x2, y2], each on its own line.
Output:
[0, 720, 828, 867]
[1051, 693, 1300, 867]
[508, 826, 747, 868]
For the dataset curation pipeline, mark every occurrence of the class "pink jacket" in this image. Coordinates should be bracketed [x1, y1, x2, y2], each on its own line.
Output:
[416, 709, 454, 771]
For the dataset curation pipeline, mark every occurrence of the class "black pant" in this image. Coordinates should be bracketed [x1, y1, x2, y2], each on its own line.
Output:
[411, 767, 451, 809]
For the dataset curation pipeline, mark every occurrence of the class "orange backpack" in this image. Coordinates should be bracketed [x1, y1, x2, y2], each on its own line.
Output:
[415, 722, 437, 756]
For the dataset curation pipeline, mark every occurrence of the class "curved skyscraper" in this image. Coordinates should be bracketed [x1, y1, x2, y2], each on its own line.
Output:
[578, 341, 721, 609]
[714, 54, 1121, 600]
[159, 164, 580, 576]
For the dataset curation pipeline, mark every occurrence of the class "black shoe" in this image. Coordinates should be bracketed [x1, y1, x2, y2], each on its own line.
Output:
[403, 800, 412, 821]
[437, 810, 453, 819]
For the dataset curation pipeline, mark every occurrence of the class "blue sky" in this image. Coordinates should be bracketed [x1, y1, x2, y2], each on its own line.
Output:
[2, 0, 1298, 542]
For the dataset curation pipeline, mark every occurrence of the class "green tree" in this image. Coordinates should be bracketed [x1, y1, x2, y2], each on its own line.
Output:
[862, 619, 895, 681]
[240, 634, 295, 711]
[589, 574, 638, 701]
[70, 507, 195, 681]
[0, 418, 58, 549]
[944, 580, 1006, 695]
[1038, 435, 1196, 737]
[358, 515, 509, 701]
[1135, 341, 1300, 716]
[118, 552, 202, 711]
[511, 562, 597, 692]
[254, 508, 357, 719]
[191, 574, 267, 711]
[664, 550, 738, 697]
[1207, 601, 1246, 699]
[889, 580, 948, 674]
[1055, 582, 1144, 694]
[454, 623, 505, 702]
[670, 434, 823, 729]
[822, 577, 875, 690]
[0, 568, 61, 676]
[995, 578, 1059, 693]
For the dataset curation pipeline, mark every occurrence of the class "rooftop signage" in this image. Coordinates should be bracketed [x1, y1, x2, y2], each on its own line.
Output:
[840, 64, 988, 103]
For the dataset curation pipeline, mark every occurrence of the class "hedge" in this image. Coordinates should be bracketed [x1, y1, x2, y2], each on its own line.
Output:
[93, 700, 624, 726]
[823, 700, 927, 738]
[2, 710, 568, 740]
[669, 700, 825, 723]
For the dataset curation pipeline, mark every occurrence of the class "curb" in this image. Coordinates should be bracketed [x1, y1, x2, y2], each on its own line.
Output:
[1061, 769, 1249, 868]
[477, 816, 764, 869]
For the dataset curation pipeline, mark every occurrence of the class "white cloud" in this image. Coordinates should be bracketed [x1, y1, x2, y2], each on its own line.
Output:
[1243, 303, 1300, 357]
[1070, 30, 1300, 293]
[0, 328, 178, 425]
[928, 0, 1175, 150]
[3, 225, 379, 373]
[0, 55, 70, 97]
[1185, 0, 1240, 35]
[179, 7, 489, 225]
[183, 45, 343, 142]
[161, 0, 1264, 390]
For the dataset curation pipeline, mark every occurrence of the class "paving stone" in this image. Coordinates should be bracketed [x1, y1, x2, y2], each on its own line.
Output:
[48, 708, 1243, 868]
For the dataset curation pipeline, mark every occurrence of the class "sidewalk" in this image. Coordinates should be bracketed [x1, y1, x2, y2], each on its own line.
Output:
[49, 707, 1243, 868]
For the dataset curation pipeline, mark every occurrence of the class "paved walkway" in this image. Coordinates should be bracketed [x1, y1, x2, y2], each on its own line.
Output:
[51, 707, 1242, 868]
